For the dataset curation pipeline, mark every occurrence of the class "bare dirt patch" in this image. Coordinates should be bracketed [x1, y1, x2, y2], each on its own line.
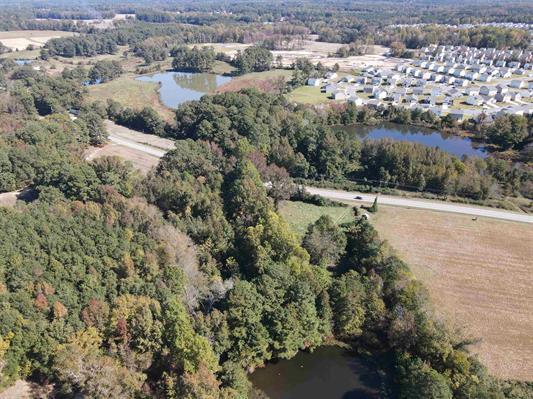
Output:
[371, 206, 533, 380]
[0, 30, 74, 51]
[0, 190, 19, 207]
[86, 144, 161, 174]
[86, 121, 174, 174]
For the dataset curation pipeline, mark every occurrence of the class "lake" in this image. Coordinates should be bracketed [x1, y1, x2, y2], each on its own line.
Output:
[136, 71, 232, 108]
[249, 346, 381, 399]
[339, 122, 487, 158]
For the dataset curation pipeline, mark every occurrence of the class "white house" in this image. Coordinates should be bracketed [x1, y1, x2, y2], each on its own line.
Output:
[307, 78, 323, 87]
[347, 96, 363, 106]
[479, 86, 497, 96]
[466, 71, 479, 81]
[374, 90, 388, 100]
[465, 88, 479, 96]
[325, 83, 338, 94]
[466, 96, 482, 106]
[495, 93, 511, 102]
[324, 72, 338, 80]
[332, 90, 347, 100]
[478, 74, 493, 82]
[510, 80, 526, 89]
[496, 84, 509, 94]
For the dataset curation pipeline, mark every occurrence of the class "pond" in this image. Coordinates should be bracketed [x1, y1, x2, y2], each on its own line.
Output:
[249, 346, 381, 399]
[339, 122, 487, 158]
[136, 71, 232, 108]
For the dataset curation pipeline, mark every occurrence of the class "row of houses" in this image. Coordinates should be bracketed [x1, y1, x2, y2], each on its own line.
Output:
[305, 68, 533, 123]
[420, 45, 533, 66]
[405, 60, 533, 84]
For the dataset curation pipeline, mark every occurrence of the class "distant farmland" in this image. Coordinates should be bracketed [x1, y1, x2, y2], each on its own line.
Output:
[0, 30, 74, 51]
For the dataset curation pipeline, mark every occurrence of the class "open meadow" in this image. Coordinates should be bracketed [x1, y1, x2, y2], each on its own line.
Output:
[0, 30, 74, 51]
[86, 75, 176, 122]
[278, 200, 533, 380]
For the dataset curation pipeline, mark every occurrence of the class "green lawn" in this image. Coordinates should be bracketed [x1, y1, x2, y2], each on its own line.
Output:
[286, 85, 331, 105]
[278, 200, 355, 238]
[212, 60, 236, 75]
[0, 49, 41, 59]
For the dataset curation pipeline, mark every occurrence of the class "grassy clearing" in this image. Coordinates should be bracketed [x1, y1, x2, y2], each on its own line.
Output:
[0, 49, 41, 60]
[286, 86, 331, 105]
[217, 69, 292, 93]
[86, 75, 175, 122]
[43, 46, 143, 75]
[280, 199, 533, 380]
[277, 200, 355, 238]
[212, 60, 236, 75]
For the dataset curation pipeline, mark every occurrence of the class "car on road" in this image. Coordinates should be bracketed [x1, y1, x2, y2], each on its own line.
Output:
[355, 196, 363, 200]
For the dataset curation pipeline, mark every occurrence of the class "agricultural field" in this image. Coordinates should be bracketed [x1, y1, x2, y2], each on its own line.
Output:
[279, 200, 533, 381]
[371, 206, 533, 381]
[0, 30, 74, 51]
[86, 75, 176, 122]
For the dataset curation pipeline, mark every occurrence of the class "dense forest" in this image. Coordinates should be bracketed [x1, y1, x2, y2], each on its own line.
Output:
[167, 90, 532, 201]
[0, 83, 532, 397]
[0, 2, 532, 398]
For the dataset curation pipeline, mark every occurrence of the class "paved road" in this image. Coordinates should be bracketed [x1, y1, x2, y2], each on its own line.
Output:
[99, 131, 533, 224]
[306, 187, 533, 224]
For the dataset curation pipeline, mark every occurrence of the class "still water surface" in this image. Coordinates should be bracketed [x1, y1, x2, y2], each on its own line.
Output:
[339, 122, 487, 158]
[249, 346, 381, 399]
[136, 71, 231, 108]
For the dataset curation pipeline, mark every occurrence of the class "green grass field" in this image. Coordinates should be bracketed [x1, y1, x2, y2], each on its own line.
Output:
[286, 86, 331, 104]
[212, 60, 236, 75]
[277, 200, 355, 237]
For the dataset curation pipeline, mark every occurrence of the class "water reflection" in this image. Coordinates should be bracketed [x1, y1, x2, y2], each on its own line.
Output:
[249, 346, 380, 399]
[136, 71, 231, 108]
[338, 122, 487, 158]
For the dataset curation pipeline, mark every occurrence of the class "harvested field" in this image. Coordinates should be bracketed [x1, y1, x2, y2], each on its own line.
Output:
[372, 206, 533, 380]
[0, 30, 74, 51]
[217, 69, 291, 93]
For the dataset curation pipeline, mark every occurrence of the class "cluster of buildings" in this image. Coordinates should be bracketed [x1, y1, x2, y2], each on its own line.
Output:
[306, 45, 533, 122]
